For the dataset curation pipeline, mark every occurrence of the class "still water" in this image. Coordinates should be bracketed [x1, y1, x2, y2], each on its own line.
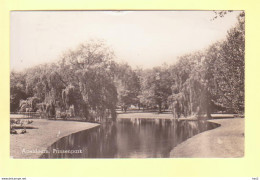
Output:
[41, 118, 220, 158]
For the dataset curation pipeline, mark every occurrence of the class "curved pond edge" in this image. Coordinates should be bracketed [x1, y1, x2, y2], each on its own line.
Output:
[10, 119, 100, 159]
[37, 122, 100, 158]
[170, 118, 244, 158]
[40, 119, 222, 159]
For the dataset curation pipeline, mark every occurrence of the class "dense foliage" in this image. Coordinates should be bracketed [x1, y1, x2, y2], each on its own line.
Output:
[167, 12, 245, 117]
[11, 40, 118, 121]
[10, 12, 245, 120]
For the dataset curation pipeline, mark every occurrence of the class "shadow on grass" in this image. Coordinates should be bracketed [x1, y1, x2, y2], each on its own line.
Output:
[46, 118, 101, 124]
[12, 126, 38, 129]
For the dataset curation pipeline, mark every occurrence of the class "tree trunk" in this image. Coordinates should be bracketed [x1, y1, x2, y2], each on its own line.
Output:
[158, 103, 162, 113]
[206, 108, 212, 119]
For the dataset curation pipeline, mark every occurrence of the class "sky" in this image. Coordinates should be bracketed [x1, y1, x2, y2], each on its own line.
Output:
[10, 11, 242, 71]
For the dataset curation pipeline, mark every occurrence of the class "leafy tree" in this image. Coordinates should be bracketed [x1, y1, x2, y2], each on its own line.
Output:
[206, 12, 245, 113]
[58, 39, 118, 120]
[139, 66, 172, 113]
[10, 71, 28, 112]
[167, 12, 245, 119]
[12, 39, 118, 121]
[114, 63, 141, 111]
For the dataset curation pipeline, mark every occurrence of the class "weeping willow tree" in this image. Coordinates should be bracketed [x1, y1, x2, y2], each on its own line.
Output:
[168, 12, 245, 118]
[18, 39, 118, 121]
[167, 51, 210, 119]
[56, 39, 118, 121]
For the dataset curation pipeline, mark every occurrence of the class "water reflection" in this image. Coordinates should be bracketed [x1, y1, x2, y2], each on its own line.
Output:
[41, 118, 220, 158]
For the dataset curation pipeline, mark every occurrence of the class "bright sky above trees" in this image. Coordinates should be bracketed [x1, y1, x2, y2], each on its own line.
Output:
[11, 11, 241, 71]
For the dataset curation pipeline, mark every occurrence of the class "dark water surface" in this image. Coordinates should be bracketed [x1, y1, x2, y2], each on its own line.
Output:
[41, 118, 220, 158]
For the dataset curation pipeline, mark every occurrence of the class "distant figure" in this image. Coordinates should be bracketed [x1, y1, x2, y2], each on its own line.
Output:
[57, 130, 61, 137]
[55, 109, 61, 119]
[69, 105, 75, 117]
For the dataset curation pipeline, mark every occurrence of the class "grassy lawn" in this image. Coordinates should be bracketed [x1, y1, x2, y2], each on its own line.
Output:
[170, 118, 244, 158]
[10, 118, 99, 158]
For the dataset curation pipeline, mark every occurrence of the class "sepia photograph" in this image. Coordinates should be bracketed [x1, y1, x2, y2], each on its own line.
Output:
[10, 10, 245, 159]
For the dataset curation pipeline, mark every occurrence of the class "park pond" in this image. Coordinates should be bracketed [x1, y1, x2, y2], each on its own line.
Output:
[40, 117, 220, 158]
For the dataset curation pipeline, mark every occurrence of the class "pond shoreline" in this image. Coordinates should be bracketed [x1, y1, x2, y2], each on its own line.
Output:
[10, 118, 99, 158]
[117, 112, 236, 120]
[170, 118, 244, 158]
[10, 114, 244, 158]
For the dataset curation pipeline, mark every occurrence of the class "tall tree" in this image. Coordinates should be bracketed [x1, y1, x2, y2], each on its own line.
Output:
[139, 66, 172, 113]
[58, 39, 118, 120]
[114, 63, 141, 111]
[10, 71, 28, 112]
[207, 12, 245, 113]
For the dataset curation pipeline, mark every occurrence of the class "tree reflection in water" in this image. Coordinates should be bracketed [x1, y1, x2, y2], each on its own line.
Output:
[41, 118, 220, 158]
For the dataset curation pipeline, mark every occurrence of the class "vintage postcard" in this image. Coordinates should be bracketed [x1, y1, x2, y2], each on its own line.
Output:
[10, 10, 245, 159]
